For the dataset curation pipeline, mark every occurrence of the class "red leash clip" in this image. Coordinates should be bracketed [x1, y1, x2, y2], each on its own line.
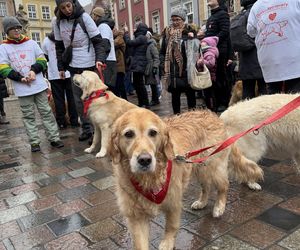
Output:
[96, 63, 107, 83]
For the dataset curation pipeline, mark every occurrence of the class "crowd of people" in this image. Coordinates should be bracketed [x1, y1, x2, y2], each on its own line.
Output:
[0, 0, 299, 152]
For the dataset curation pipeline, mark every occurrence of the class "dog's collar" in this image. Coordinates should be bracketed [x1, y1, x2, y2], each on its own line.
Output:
[83, 89, 109, 116]
[130, 160, 173, 204]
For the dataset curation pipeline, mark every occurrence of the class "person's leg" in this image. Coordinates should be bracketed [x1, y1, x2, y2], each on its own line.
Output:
[0, 94, 9, 124]
[185, 87, 196, 110]
[242, 79, 256, 99]
[103, 61, 117, 95]
[171, 90, 181, 114]
[150, 84, 159, 104]
[267, 81, 283, 94]
[133, 72, 149, 107]
[116, 72, 127, 100]
[203, 86, 216, 111]
[34, 90, 61, 143]
[285, 77, 300, 93]
[18, 95, 40, 145]
[64, 77, 79, 126]
[256, 78, 267, 96]
[215, 55, 228, 108]
[50, 79, 67, 127]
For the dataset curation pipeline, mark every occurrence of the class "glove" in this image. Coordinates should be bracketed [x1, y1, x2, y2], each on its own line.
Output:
[152, 67, 158, 75]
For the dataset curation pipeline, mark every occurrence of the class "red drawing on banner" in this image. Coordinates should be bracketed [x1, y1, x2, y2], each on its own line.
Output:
[20, 54, 26, 59]
[269, 13, 277, 21]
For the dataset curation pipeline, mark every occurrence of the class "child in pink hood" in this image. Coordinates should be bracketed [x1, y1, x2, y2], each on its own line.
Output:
[196, 36, 219, 111]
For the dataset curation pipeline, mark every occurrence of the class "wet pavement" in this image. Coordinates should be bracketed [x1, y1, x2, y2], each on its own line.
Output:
[0, 93, 299, 250]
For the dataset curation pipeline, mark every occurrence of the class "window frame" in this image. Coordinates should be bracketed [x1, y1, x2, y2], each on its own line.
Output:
[41, 5, 51, 20]
[0, 1, 7, 17]
[31, 32, 41, 46]
[151, 11, 160, 35]
[28, 4, 37, 19]
[119, 0, 126, 10]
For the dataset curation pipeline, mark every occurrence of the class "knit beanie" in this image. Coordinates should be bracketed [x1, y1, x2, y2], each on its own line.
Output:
[171, 8, 187, 21]
[92, 7, 105, 17]
[2, 16, 22, 34]
[55, 0, 73, 6]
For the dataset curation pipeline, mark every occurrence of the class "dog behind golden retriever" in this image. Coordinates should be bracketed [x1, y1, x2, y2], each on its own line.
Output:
[221, 93, 300, 174]
[109, 108, 263, 250]
[73, 71, 136, 158]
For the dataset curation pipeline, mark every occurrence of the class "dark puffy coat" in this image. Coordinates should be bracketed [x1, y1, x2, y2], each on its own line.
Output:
[0, 75, 9, 98]
[160, 24, 196, 91]
[238, 0, 263, 80]
[124, 23, 148, 73]
[205, 6, 230, 56]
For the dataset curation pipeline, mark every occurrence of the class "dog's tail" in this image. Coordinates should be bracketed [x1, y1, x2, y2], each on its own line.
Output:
[229, 143, 264, 184]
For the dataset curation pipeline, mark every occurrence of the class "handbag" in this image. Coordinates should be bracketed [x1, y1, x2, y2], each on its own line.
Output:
[190, 48, 212, 90]
[62, 19, 78, 67]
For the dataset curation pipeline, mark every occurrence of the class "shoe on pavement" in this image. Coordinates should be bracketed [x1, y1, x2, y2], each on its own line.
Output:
[0, 116, 10, 124]
[50, 140, 64, 148]
[31, 143, 41, 152]
[150, 100, 160, 106]
[78, 132, 93, 141]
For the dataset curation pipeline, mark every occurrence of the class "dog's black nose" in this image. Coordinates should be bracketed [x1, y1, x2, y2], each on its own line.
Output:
[137, 153, 152, 167]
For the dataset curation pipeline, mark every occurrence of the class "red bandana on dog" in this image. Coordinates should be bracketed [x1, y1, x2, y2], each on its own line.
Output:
[130, 160, 173, 204]
[83, 90, 109, 116]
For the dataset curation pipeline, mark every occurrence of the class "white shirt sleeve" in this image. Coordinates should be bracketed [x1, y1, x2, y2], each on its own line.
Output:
[82, 12, 100, 39]
[98, 23, 111, 39]
[53, 18, 62, 41]
[247, 8, 257, 38]
[41, 38, 48, 55]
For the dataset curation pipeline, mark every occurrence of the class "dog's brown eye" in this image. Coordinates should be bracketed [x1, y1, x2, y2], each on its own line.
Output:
[149, 129, 157, 137]
[124, 130, 135, 138]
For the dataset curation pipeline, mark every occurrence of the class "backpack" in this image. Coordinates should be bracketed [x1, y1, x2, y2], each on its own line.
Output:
[230, 9, 255, 52]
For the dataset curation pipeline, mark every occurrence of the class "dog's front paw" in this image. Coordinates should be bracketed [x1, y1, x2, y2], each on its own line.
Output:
[247, 182, 262, 190]
[191, 200, 207, 210]
[213, 204, 225, 218]
[159, 239, 175, 250]
[84, 147, 94, 153]
[96, 149, 107, 158]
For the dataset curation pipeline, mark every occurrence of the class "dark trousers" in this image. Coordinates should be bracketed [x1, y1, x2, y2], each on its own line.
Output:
[115, 72, 127, 100]
[0, 95, 5, 116]
[150, 84, 159, 102]
[242, 78, 267, 99]
[103, 60, 117, 95]
[50, 78, 78, 126]
[267, 77, 300, 94]
[132, 72, 149, 107]
[171, 87, 196, 114]
[215, 54, 231, 108]
[203, 85, 216, 112]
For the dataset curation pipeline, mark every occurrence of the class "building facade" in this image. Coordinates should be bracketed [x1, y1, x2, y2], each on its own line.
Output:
[0, 0, 16, 42]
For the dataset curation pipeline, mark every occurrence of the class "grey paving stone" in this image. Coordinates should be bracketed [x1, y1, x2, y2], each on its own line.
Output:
[37, 173, 72, 187]
[5, 191, 37, 208]
[278, 228, 300, 250]
[57, 184, 98, 202]
[22, 173, 49, 184]
[92, 176, 115, 190]
[68, 167, 95, 178]
[74, 154, 95, 162]
[0, 205, 31, 224]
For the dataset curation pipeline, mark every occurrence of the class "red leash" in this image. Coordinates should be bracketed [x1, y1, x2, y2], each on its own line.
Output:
[96, 64, 106, 83]
[175, 96, 300, 164]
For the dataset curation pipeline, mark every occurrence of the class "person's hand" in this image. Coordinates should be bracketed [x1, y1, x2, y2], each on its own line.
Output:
[123, 25, 128, 33]
[59, 71, 65, 80]
[26, 70, 36, 82]
[96, 61, 104, 69]
[21, 77, 30, 85]
[188, 32, 194, 38]
[152, 67, 158, 75]
[227, 59, 233, 66]
[196, 58, 204, 67]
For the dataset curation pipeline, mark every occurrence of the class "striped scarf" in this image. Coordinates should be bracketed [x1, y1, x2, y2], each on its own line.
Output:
[162, 26, 184, 88]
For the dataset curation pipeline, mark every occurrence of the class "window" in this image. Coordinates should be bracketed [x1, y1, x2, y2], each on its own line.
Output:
[119, 0, 125, 9]
[134, 16, 142, 28]
[41, 6, 51, 20]
[184, 2, 193, 24]
[1, 32, 7, 41]
[28, 5, 37, 19]
[0, 1, 7, 16]
[31, 32, 41, 46]
[133, 0, 141, 3]
[152, 11, 160, 34]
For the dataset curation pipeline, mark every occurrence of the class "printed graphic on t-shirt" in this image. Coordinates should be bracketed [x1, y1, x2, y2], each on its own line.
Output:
[8, 49, 32, 76]
[256, 2, 289, 45]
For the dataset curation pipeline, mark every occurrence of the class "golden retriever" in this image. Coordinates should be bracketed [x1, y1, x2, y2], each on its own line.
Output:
[221, 93, 300, 175]
[229, 80, 259, 106]
[109, 108, 263, 250]
[73, 71, 136, 158]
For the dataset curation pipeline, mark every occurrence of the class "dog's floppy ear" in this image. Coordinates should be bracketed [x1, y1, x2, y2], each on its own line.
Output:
[162, 129, 175, 161]
[108, 129, 121, 164]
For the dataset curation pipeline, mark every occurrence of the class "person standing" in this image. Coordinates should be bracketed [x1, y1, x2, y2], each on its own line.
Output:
[160, 8, 196, 114]
[42, 30, 79, 129]
[124, 22, 150, 108]
[54, 0, 107, 141]
[91, 7, 117, 93]
[0, 74, 9, 124]
[205, 0, 231, 111]
[247, 0, 300, 94]
[0, 17, 64, 152]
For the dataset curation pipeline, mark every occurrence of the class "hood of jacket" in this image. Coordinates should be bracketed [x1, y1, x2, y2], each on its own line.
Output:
[134, 23, 148, 37]
[202, 36, 219, 47]
[57, 0, 84, 20]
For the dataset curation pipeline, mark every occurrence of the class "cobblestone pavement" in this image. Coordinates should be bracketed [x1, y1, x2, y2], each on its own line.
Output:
[0, 94, 299, 250]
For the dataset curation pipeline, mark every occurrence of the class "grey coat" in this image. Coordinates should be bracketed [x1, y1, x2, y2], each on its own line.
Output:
[145, 38, 160, 85]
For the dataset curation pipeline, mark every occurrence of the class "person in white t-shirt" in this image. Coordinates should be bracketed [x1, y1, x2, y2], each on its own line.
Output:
[0, 17, 64, 152]
[54, 0, 107, 142]
[91, 7, 117, 93]
[42, 31, 79, 129]
[247, 0, 300, 94]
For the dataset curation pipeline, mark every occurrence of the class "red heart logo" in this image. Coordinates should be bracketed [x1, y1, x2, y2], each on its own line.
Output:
[20, 54, 26, 59]
[269, 13, 276, 21]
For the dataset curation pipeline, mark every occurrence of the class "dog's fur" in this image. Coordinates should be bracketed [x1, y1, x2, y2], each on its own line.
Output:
[221, 93, 300, 174]
[73, 71, 136, 158]
[109, 108, 263, 250]
[229, 80, 259, 106]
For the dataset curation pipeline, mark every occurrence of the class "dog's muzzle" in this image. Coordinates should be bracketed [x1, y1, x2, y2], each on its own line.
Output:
[137, 153, 152, 171]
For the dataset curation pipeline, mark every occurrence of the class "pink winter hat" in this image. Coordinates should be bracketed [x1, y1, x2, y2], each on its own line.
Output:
[202, 36, 219, 47]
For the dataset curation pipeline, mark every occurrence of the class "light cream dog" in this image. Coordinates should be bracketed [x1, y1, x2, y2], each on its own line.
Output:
[221, 93, 300, 176]
[109, 108, 263, 250]
[73, 71, 136, 158]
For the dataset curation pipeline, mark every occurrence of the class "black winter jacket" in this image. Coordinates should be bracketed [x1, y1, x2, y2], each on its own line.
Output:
[124, 23, 148, 73]
[238, 0, 263, 80]
[205, 7, 230, 55]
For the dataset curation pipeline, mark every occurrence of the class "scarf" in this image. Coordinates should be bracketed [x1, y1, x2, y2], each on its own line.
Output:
[163, 25, 184, 88]
[3, 35, 30, 44]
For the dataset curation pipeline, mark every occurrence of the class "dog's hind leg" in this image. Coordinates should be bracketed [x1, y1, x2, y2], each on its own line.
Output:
[96, 125, 110, 158]
[159, 206, 181, 250]
[84, 126, 101, 154]
[127, 216, 150, 250]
